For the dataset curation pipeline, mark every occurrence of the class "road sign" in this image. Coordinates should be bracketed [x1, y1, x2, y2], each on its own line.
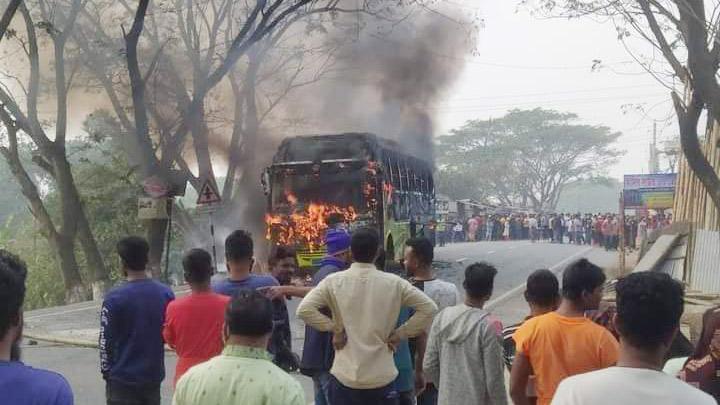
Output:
[197, 179, 222, 205]
[143, 176, 170, 198]
[138, 197, 168, 219]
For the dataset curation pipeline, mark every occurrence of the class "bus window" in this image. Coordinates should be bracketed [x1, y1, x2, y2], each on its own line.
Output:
[387, 155, 397, 188]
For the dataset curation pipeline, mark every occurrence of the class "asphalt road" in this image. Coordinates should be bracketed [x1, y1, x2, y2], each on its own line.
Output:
[20, 241, 615, 405]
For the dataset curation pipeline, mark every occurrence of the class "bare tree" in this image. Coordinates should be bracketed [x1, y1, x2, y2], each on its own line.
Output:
[67, 0, 410, 270]
[0, 0, 109, 301]
[534, 0, 720, 225]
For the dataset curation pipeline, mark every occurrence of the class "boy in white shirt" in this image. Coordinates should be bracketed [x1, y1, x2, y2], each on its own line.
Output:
[552, 272, 715, 405]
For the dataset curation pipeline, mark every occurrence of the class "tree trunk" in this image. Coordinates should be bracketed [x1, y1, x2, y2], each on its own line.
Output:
[673, 91, 720, 228]
[0, 147, 88, 303]
[76, 214, 110, 300]
[147, 219, 168, 280]
[52, 149, 110, 296]
[54, 233, 87, 303]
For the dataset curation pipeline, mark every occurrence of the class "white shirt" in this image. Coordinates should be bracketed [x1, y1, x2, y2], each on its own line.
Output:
[297, 263, 437, 389]
[528, 218, 538, 229]
[416, 279, 462, 312]
[551, 366, 716, 405]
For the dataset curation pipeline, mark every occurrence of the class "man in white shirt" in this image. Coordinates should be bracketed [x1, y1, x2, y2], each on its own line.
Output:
[404, 237, 462, 402]
[297, 227, 437, 404]
[552, 272, 715, 405]
[528, 216, 539, 243]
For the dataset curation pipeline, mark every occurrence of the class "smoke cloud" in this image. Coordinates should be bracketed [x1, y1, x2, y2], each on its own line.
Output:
[215, 8, 476, 259]
[283, 10, 476, 162]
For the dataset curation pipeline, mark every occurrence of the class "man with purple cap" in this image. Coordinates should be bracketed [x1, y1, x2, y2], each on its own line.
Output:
[265, 227, 352, 405]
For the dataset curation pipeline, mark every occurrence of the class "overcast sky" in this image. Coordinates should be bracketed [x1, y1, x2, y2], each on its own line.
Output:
[435, 1, 677, 181]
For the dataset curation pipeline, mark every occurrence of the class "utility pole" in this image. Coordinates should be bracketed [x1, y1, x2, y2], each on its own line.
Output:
[649, 121, 660, 174]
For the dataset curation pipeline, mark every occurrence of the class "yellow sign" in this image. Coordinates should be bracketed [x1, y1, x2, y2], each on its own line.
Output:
[644, 192, 674, 209]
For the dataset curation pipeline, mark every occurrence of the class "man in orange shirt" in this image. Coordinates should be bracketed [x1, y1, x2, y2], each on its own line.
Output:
[163, 249, 230, 385]
[510, 259, 619, 405]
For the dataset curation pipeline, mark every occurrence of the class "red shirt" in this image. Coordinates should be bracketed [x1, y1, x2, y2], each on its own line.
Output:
[163, 292, 230, 385]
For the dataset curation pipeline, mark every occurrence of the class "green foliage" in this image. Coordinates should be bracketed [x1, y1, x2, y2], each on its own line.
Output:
[435, 108, 622, 210]
[0, 220, 66, 310]
[0, 110, 171, 308]
[74, 112, 146, 282]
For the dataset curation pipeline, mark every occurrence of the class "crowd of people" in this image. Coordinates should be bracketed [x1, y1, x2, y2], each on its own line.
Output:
[1, 219, 717, 405]
[437, 212, 672, 251]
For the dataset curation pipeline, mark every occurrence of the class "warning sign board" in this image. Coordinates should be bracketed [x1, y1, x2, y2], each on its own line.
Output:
[197, 179, 222, 205]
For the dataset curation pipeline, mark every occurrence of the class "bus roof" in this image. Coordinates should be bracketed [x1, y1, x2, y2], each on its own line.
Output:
[272, 133, 429, 167]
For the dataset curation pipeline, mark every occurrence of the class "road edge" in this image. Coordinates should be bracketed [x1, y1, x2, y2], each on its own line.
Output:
[23, 332, 99, 349]
[485, 247, 593, 311]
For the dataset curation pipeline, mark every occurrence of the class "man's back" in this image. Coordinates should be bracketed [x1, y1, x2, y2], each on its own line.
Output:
[212, 273, 278, 296]
[163, 292, 230, 384]
[0, 361, 73, 405]
[424, 304, 507, 405]
[100, 279, 174, 385]
[413, 278, 461, 312]
[552, 367, 716, 405]
[173, 346, 305, 405]
[512, 312, 619, 405]
[297, 262, 437, 389]
[212, 274, 292, 363]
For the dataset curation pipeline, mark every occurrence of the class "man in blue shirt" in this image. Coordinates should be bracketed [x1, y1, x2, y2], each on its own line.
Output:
[0, 249, 74, 405]
[213, 230, 279, 295]
[212, 230, 293, 370]
[263, 227, 352, 405]
[100, 236, 174, 405]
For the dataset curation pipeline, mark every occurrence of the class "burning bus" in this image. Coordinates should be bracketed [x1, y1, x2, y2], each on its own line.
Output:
[263, 133, 435, 269]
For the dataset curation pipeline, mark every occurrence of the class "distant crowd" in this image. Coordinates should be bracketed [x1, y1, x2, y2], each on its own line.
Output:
[1, 219, 717, 405]
[433, 212, 672, 251]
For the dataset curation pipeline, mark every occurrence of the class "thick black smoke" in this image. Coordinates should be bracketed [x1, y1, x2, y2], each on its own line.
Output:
[291, 11, 476, 162]
[210, 8, 475, 260]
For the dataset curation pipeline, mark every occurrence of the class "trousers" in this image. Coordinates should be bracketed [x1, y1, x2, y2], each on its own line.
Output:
[106, 380, 160, 405]
[328, 375, 399, 405]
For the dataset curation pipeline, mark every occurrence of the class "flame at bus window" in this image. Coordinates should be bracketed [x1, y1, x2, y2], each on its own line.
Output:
[265, 202, 358, 251]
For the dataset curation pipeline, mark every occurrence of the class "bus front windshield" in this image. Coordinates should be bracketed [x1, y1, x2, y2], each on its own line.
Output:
[271, 169, 366, 210]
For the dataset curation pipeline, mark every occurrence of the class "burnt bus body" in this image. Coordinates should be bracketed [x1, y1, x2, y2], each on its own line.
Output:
[264, 133, 435, 270]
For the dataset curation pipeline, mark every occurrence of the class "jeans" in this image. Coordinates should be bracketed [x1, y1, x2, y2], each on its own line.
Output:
[313, 371, 332, 405]
[417, 384, 438, 405]
[106, 380, 160, 405]
[328, 374, 399, 405]
[398, 391, 416, 405]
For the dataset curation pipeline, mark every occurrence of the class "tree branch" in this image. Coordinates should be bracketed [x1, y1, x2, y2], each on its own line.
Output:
[637, 0, 688, 82]
[0, 0, 22, 46]
[124, 0, 159, 177]
[672, 88, 720, 212]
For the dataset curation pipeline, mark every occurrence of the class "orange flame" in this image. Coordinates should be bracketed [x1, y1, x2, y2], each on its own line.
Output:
[266, 201, 357, 251]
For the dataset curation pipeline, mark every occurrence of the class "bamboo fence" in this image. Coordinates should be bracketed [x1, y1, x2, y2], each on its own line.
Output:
[673, 124, 720, 231]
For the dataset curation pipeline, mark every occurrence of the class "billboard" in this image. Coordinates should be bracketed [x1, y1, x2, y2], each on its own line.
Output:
[623, 174, 676, 209]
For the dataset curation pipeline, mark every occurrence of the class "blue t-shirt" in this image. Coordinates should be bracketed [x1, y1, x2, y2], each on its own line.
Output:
[0, 361, 73, 404]
[212, 274, 292, 363]
[393, 307, 414, 393]
[100, 278, 175, 386]
[300, 257, 347, 375]
[212, 274, 279, 296]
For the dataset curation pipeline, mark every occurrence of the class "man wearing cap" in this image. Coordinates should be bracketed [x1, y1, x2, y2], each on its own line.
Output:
[264, 227, 352, 405]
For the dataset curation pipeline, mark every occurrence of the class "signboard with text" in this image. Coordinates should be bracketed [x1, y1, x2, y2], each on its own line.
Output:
[138, 197, 169, 219]
[623, 174, 677, 209]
